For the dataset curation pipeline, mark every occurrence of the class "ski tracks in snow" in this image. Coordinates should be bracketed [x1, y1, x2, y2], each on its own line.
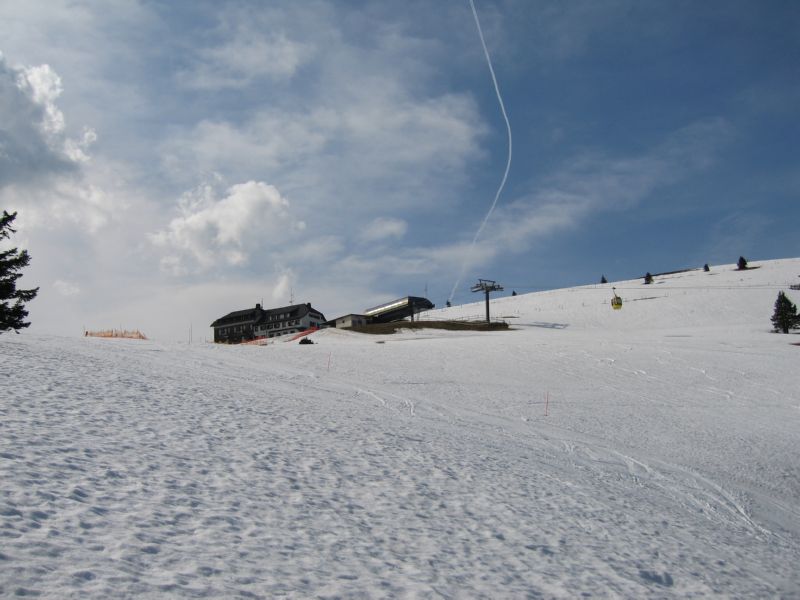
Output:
[354, 387, 416, 417]
[2, 333, 799, 597]
[309, 338, 795, 594]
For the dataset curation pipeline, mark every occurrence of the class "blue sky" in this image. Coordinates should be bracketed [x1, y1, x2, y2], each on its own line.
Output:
[1, 0, 798, 340]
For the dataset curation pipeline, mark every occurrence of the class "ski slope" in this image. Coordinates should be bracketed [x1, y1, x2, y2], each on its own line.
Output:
[2, 259, 799, 598]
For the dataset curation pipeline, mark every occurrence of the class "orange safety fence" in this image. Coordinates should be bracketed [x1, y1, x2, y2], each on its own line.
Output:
[287, 327, 319, 342]
[85, 329, 148, 340]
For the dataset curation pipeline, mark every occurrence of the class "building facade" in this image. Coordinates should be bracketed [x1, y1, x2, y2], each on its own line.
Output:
[211, 303, 326, 343]
[252, 303, 326, 339]
[327, 314, 369, 328]
[209, 304, 264, 344]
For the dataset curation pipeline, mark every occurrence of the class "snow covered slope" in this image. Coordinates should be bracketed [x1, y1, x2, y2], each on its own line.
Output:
[2, 258, 799, 598]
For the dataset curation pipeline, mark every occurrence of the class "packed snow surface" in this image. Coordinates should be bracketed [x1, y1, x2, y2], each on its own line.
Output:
[2, 259, 799, 598]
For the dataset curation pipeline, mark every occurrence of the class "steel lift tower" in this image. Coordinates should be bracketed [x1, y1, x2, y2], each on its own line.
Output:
[471, 279, 504, 325]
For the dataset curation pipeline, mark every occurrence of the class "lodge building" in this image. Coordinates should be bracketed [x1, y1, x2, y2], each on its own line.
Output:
[210, 303, 326, 344]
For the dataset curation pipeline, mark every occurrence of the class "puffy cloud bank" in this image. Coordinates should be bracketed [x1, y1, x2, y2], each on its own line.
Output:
[151, 181, 306, 275]
[0, 54, 96, 186]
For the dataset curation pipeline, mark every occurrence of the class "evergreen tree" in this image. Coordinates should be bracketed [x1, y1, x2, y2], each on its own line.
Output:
[771, 291, 798, 334]
[0, 211, 39, 333]
[600, 275, 607, 284]
[644, 272, 653, 285]
[737, 256, 748, 270]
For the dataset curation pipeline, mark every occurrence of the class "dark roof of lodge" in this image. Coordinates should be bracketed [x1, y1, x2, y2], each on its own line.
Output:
[211, 307, 261, 326]
[210, 303, 325, 327]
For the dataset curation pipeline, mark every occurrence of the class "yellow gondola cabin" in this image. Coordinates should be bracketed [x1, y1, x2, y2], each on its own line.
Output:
[611, 287, 623, 310]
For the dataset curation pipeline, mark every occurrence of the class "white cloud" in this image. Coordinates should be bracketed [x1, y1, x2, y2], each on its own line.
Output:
[7, 60, 97, 164]
[0, 53, 114, 235]
[160, 91, 485, 216]
[179, 28, 311, 89]
[160, 110, 331, 183]
[0, 156, 132, 234]
[0, 55, 80, 186]
[15, 63, 64, 137]
[338, 92, 483, 171]
[423, 238, 500, 278]
[53, 279, 80, 296]
[271, 268, 294, 304]
[285, 236, 345, 264]
[151, 180, 306, 274]
[360, 217, 408, 243]
[63, 127, 97, 163]
[158, 4, 486, 216]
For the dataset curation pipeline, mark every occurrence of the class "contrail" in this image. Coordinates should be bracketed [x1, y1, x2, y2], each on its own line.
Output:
[448, 0, 512, 305]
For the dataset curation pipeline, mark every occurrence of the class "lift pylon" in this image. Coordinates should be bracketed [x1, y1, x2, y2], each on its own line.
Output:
[471, 279, 504, 324]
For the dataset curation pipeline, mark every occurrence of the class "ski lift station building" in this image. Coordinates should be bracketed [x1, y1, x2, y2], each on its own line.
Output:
[363, 296, 435, 323]
[327, 297, 435, 329]
[328, 314, 370, 329]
